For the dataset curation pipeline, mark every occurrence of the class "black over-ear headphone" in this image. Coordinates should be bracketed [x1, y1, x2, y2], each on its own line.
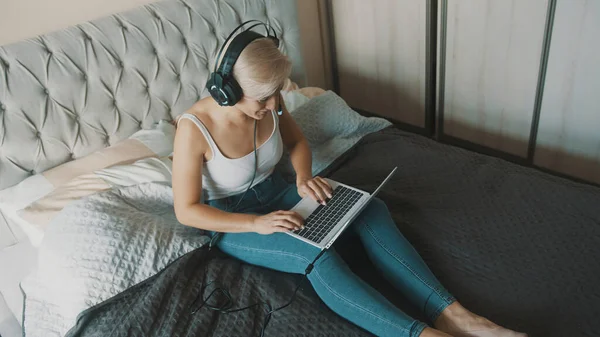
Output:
[206, 20, 280, 107]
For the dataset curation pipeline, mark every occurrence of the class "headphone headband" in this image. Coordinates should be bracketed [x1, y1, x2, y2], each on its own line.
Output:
[217, 30, 263, 78]
[207, 20, 280, 106]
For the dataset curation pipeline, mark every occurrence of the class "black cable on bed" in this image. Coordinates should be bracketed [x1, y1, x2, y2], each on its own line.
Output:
[190, 239, 326, 337]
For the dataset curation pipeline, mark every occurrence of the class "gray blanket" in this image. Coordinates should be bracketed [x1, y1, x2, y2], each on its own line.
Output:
[65, 247, 371, 337]
[66, 127, 600, 337]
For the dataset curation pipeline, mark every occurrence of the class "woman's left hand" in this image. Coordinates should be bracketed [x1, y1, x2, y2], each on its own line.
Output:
[297, 176, 333, 206]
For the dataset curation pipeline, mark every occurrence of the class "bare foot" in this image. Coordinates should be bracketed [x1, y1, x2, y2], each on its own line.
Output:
[434, 302, 527, 337]
[419, 327, 453, 337]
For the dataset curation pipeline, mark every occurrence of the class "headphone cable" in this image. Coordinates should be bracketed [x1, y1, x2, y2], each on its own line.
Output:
[190, 242, 326, 337]
[231, 119, 258, 212]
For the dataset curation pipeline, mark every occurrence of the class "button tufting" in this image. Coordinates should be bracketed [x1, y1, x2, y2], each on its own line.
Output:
[0, 2, 305, 191]
[29, 170, 35, 175]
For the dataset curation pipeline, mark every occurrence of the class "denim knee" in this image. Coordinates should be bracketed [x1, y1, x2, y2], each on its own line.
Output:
[365, 198, 390, 216]
[354, 198, 391, 229]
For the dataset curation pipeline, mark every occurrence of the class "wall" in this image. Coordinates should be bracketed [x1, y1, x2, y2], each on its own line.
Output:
[330, 0, 427, 127]
[439, 0, 600, 183]
[441, 0, 548, 157]
[0, 0, 156, 46]
[0, 0, 330, 88]
[296, 0, 333, 89]
[328, 0, 600, 184]
[534, 0, 600, 183]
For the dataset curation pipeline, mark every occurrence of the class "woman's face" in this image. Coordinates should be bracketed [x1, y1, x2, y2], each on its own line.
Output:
[235, 92, 279, 120]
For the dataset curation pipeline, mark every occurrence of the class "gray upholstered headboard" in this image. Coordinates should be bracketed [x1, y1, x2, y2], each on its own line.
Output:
[0, 0, 306, 190]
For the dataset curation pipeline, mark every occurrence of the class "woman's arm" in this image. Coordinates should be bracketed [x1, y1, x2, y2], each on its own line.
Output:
[172, 119, 256, 232]
[278, 94, 333, 204]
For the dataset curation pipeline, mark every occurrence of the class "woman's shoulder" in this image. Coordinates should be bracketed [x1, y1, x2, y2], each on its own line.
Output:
[174, 99, 217, 152]
[176, 98, 216, 129]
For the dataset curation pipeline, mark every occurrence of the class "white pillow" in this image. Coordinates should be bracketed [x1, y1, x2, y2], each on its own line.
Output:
[17, 157, 173, 237]
[0, 121, 175, 247]
[281, 89, 311, 112]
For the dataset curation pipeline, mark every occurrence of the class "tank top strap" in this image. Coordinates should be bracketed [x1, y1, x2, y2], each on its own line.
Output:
[177, 113, 223, 158]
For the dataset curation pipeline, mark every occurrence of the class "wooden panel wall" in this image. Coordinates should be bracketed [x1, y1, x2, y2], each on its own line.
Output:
[534, 0, 600, 184]
[296, 0, 333, 90]
[441, 0, 548, 157]
[331, 0, 427, 127]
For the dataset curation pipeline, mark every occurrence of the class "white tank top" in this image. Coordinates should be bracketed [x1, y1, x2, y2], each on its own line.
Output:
[177, 111, 284, 201]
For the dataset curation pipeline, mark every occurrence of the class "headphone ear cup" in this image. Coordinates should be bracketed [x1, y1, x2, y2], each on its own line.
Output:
[206, 73, 217, 95]
[222, 77, 243, 106]
[207, 72, 231, 106]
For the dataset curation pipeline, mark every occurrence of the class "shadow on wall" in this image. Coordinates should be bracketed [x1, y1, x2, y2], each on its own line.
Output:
[442, 119, 600, 186]
[533, 146, 600, 186]
[338, 71, 426, 128]
[443, 119, 528, 159]
[336, 71, 600, 186]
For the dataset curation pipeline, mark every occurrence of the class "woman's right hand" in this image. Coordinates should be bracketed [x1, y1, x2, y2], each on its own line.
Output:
[252, 210, 305, 235]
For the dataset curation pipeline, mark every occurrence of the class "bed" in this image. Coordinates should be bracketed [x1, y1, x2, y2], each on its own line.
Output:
[1, 0, 600, 336]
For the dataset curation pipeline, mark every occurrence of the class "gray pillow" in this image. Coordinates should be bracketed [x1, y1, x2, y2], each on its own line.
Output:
[277, 90, 392, 179]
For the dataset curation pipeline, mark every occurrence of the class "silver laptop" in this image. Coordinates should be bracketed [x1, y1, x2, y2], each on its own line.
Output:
[285, 167, 397, 250]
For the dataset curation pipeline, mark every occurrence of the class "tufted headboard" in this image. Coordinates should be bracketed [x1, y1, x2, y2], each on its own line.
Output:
[0, 0, 306, 190]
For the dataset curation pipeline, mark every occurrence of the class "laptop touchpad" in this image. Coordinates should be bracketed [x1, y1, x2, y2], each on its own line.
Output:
[291, 198, 319, 219]
[290, 180, 341, 219]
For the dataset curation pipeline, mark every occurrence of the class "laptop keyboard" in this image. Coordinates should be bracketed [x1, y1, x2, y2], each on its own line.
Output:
[293, 185, 363, 244]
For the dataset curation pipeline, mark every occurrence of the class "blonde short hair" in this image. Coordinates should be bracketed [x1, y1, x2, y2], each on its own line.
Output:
[231, 37, 292, 100]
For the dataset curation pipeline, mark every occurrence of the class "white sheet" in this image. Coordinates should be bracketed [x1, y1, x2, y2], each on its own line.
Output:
[0, 221, 37, 326]
[0, 293, 22, 337]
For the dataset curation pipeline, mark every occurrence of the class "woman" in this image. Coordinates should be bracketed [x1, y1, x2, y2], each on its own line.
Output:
[172, 35, 526, 337]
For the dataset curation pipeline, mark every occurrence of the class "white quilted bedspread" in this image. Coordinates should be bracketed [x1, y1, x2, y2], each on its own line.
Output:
[20, 182, 209, 336]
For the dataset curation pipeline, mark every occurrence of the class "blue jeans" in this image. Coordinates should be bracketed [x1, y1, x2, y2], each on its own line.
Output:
[207, 172, 456, 337]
